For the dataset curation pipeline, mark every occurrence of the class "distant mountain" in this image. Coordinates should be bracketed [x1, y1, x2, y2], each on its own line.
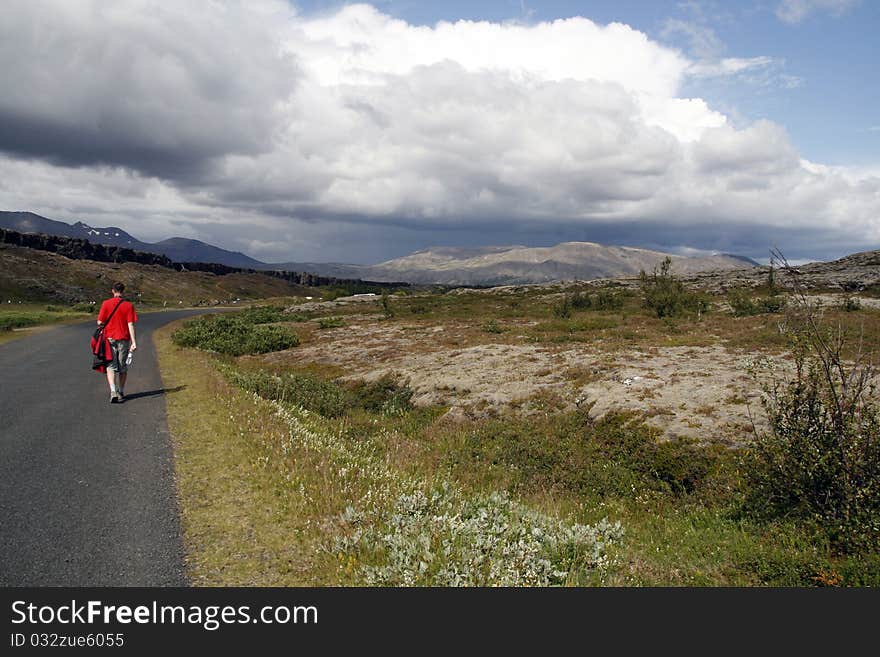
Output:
[1, 211, 759, 285]
[0, 211, 263, 268]
[146, 237, 264, 269]
[316, 242, 760, 286]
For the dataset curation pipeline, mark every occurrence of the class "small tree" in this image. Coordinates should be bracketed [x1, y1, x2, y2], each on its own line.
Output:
[767, 258, 778, 295]
[552, 295, 572, 319]
[743, 249, 880, 551]
[380, 291, 394, 319]
[639, 257, 709, 319]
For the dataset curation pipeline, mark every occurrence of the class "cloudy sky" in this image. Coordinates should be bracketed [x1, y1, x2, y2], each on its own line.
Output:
[0, 0, 877, 264]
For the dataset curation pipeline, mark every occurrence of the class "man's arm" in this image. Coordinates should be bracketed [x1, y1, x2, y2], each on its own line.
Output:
[128, 322, 137, 351]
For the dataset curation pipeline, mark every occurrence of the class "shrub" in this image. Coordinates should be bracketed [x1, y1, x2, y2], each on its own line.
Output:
[247, 324, 300, 354]
[380, 293, 394, 319]
[347, 375, 414, 416]
[570, 291, 592, 310]
[759, 295, 786, 314]
[334, 484, 623, 586]
[482, 319, 503, 334]
[593, 288, 626, 311]
[70, 302, 97, 313]
[172, 313, 299, 356]
[321, 288, 349, 301]
[742, 251, 880, 552]
[224, 368, 414, 418]
[552, 296, 572, 319]
[569, 289, 626, 312]
[223, 367, 349, 417]
[728, 289, 787, 317]
[841, 296, 861, 312]
[318, 317, 346, 329]
[639, 257, 710, 319]
[0, 311, 61, 331]
[236, 305, 288, 324]
[743, 354, 880, 551]
[443, 411, 722, 499]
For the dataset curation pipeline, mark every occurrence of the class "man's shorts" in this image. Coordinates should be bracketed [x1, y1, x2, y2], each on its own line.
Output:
[107, 338, 131, 373]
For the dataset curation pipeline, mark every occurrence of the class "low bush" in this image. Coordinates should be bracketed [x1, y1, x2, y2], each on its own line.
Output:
[346, 374, 414, 417]
[742, 355, 880, 551]
[569, 289, 627, 311]
[443, 411, 723, 499]
[552, 296, 572, 319]
[639, 257, 710, 319]
[727, 289, 786, 317]
[841, 296, 862, 312]
[223, 367, 349, 417]
[380, 293, 394, 319]
[482, 319, 503, 333]
[225, 368, 414, 418]
[0, 311, 63, 331]
[334, 484, 623, 586]
[738, 550, 880, 586]
[236, 305, 288, 324]
[741, 253, 880, 552]
[172, 313, 299, 356]
[318, 317, 346, 329]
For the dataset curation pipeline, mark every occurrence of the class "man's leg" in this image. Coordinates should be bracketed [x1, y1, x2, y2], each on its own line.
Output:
[106, 368, 119, 401]
[117, 340, 130, 399]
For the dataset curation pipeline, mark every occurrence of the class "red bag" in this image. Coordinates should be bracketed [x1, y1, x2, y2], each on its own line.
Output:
[91, 328, 113, 372]
[90, 299, 123, 373]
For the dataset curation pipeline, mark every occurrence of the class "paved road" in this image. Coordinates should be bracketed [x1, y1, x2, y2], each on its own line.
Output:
[0, 309, 213, 586]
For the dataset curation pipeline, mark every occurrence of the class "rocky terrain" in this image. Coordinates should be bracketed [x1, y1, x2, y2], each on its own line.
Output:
[260, 261, 878, 446]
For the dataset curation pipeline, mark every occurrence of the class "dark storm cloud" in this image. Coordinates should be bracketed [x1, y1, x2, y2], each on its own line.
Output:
[0, 2, 876, 265]
[0, 0, 300, 180]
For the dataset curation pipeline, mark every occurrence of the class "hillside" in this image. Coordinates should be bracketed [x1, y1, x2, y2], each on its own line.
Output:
[0, 242, 308, 305]
[0, 211, 264, 268]
[355, 242, 758, 285]
[674, 248, 880, 293]
[3, 211, 760, 285]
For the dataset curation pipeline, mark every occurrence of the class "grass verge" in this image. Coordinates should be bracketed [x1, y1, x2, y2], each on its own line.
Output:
[156, 309, 880, 586]
[0, 305, 95, 343]
[155, 320, 622, 585]
[155, 321, 336, 585]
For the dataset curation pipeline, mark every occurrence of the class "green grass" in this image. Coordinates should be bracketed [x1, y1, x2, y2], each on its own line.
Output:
[157, 286, 880, 587]
[171, 308, 299, 356]
[161, 333, 623, 585]
[0, 304, 94, 336]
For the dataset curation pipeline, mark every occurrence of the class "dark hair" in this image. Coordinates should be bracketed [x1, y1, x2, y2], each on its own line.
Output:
[112, 282, 126, 293]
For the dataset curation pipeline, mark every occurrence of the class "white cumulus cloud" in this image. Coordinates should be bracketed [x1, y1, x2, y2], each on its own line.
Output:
[0, 0, 876, 262]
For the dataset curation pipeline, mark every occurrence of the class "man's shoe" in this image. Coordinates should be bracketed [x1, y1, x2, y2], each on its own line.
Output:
[110, 393, 119, 404]
[117, 391, 125, 403]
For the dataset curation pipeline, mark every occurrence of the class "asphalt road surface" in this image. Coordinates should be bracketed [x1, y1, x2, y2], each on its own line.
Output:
[0, 309, 215, 586]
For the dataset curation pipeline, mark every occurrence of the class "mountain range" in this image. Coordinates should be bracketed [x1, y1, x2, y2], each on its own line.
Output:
[0, 211, 264, 269]
[0, 211, 758, 285]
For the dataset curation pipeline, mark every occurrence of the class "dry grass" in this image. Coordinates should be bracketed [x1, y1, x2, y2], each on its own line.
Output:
[155, 322, 341, 585]
[154, 287, 880, 587]
[0, 242, 313, 305]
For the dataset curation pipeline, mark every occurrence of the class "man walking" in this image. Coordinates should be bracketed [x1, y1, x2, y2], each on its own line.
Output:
[96, 282, 138, 403]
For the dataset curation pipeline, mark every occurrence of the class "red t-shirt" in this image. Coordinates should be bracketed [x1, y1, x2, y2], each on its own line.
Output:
[97, 298, 138, 340]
